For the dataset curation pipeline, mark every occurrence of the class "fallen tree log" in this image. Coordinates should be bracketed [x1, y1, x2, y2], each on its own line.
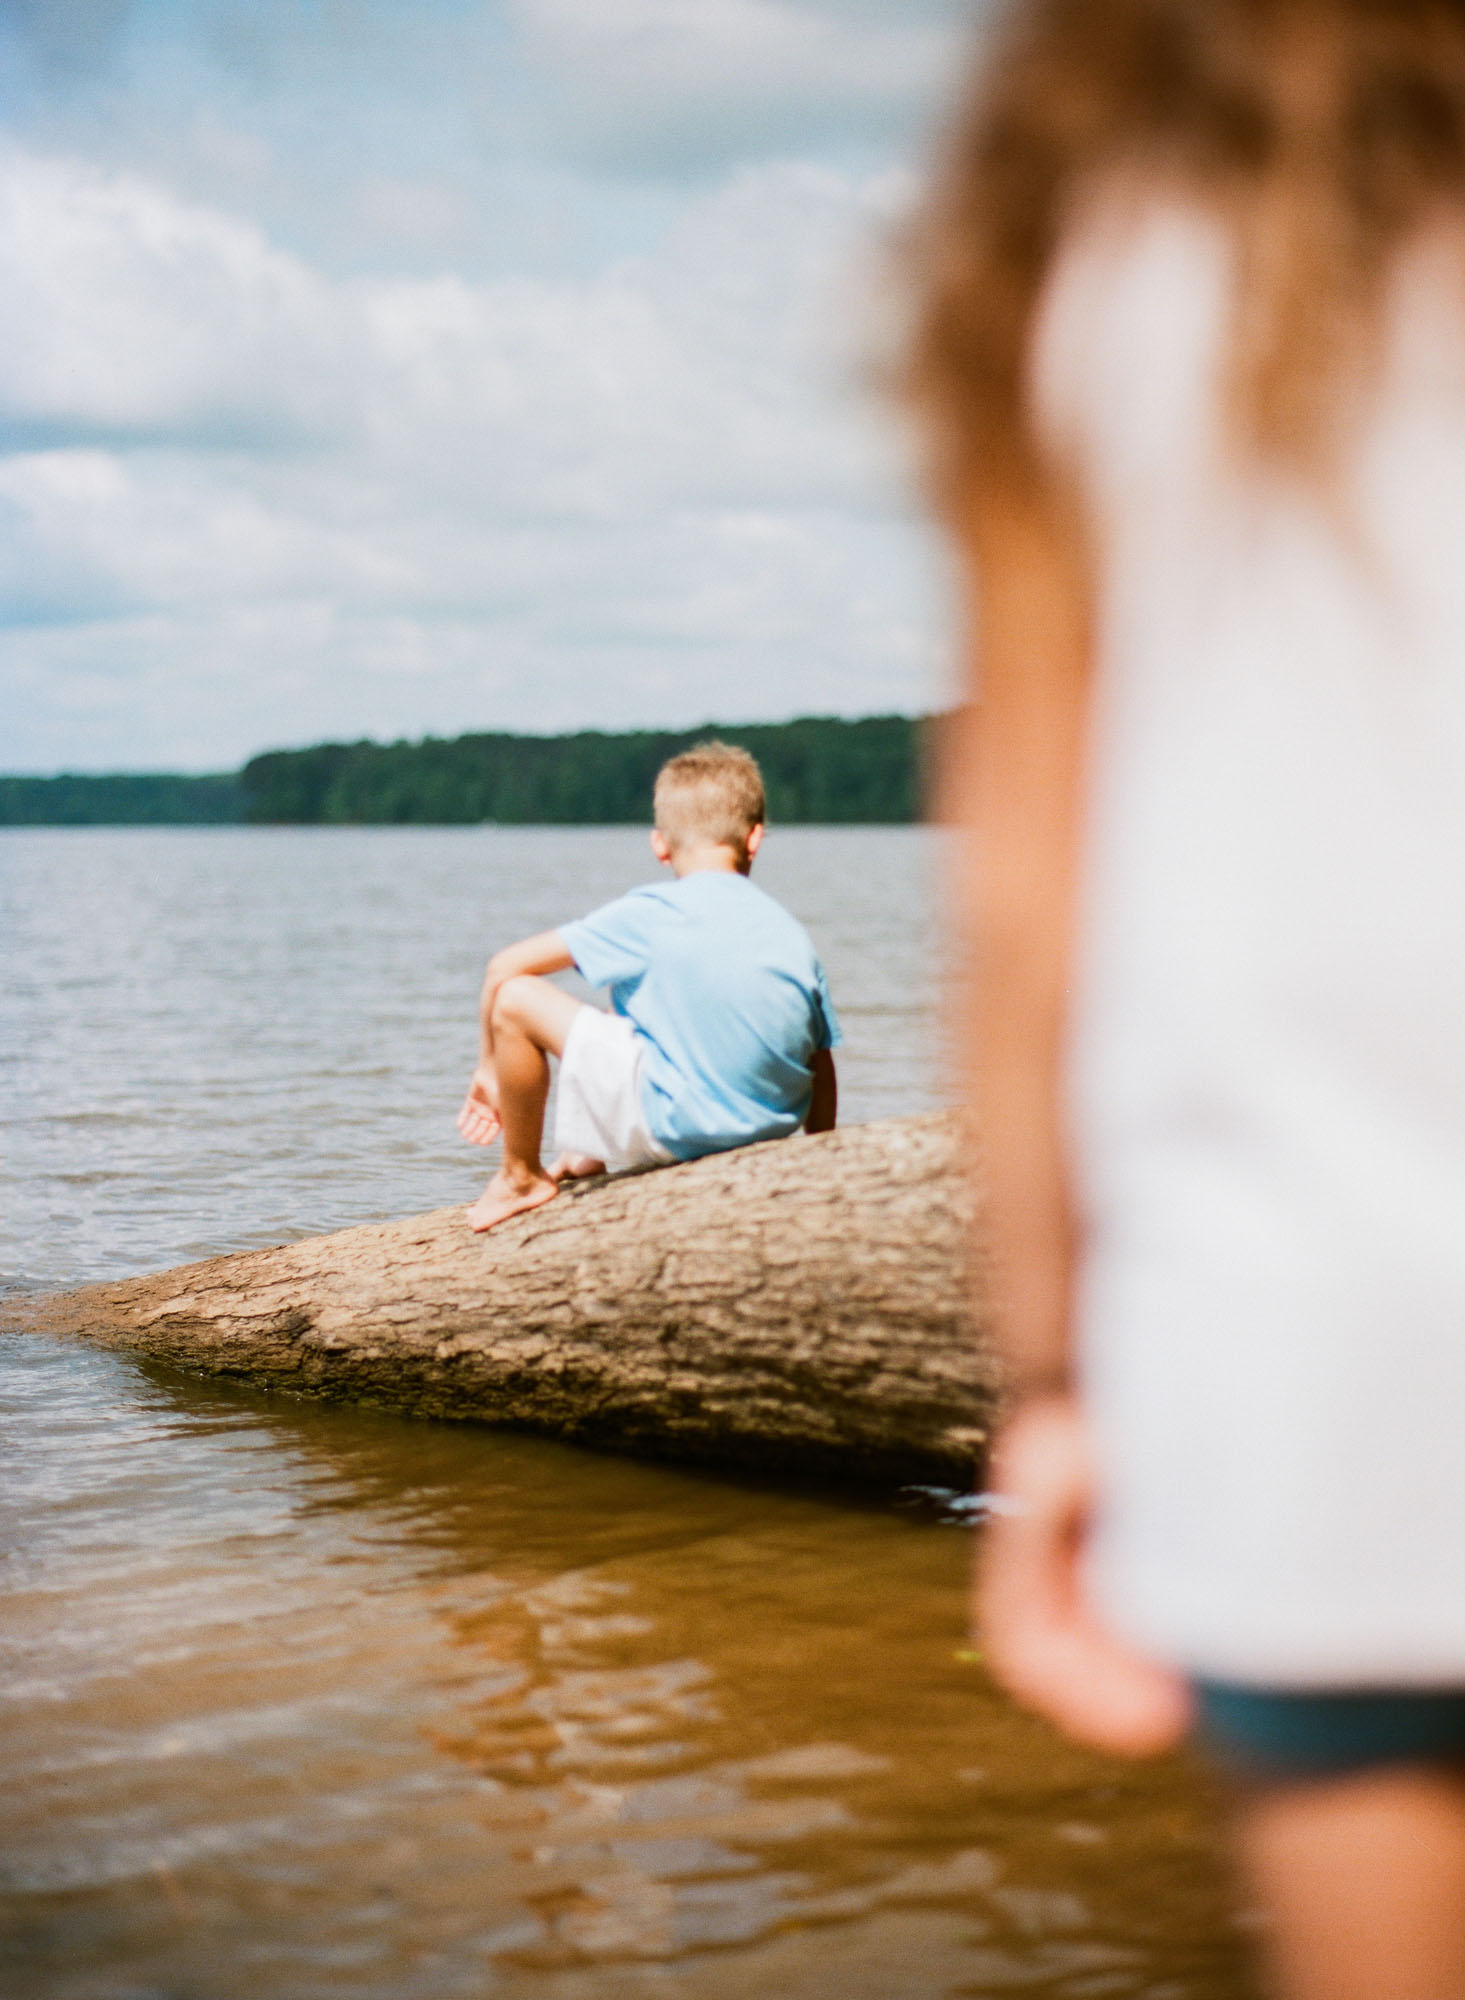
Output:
[12, 1113, 996, 1487]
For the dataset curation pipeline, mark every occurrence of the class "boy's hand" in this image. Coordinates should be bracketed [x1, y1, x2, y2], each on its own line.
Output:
[806, 1048, 837, 1133]
[457, 1062, 503, 1147]
[978, 1392, 1193, 1758]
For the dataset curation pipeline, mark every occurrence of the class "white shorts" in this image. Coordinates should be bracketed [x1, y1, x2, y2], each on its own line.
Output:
[554, 1007, 672, 1174]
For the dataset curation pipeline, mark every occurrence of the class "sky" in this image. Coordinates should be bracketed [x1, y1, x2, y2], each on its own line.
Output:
[1, 0, 985, 773]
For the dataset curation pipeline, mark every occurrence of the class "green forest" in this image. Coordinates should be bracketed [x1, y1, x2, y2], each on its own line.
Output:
[0, 771, 244, 826]
[1, 715, 932, 826]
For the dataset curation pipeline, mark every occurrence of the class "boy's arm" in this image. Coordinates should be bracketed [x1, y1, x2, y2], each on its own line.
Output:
[805, 1048, 837, 1133]
[458, 930, 575, 1146]
[476, 929, 574, 1061]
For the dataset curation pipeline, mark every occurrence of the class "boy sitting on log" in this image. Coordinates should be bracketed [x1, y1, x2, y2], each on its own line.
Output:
[457, 741, 842, 1231]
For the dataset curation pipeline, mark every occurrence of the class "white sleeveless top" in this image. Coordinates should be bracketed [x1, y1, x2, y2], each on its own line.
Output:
[1034, 192, 1465, 1684]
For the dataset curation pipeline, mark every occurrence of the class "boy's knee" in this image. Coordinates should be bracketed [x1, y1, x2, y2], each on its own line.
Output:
[490, 975, 536, 1030]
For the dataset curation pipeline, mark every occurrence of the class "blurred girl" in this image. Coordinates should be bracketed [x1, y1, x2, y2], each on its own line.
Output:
[907, 4, 1465, 1994]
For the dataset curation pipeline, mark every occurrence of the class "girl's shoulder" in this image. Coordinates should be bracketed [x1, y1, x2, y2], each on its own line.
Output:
[1030, 179, 1233, 502]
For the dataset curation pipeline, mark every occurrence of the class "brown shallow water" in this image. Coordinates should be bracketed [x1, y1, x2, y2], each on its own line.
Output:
[1, 828, 1255, 1997]
[0, 1333, 1252, 2000]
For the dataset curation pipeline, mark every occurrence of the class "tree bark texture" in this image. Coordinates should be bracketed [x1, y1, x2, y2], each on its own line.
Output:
[13, 1113, 996, 1487]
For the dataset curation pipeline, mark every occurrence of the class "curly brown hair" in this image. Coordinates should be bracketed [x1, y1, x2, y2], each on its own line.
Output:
[904, 0, 1465, 517]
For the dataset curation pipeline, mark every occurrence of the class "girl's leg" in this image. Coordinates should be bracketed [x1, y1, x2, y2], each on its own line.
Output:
[1234, 1763, 1465, 2000]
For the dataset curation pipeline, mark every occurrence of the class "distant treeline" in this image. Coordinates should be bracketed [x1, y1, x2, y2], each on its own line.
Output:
[241, 716, 927, 825]
[1, 715, 934, 827]
[0, 771, 244, 826]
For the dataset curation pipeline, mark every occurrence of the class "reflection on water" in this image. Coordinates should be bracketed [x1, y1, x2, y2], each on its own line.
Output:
[0, 1334, 1247, 1999]
[0, 828, 1252, 1996]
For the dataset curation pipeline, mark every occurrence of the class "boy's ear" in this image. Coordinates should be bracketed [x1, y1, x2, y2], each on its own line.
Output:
[745, 823, 765, 861]
[650, 827, 673, 866]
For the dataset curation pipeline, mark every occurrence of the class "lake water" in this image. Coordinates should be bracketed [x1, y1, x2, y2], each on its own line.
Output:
[0, 827, 1250, 1998]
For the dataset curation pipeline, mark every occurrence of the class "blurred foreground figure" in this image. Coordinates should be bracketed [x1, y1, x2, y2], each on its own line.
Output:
[907, 3, 1465, 1994]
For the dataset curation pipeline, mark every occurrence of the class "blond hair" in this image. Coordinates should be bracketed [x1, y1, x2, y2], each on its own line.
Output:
[653, 742, 766, 858]
[903, 0, 1465, 513]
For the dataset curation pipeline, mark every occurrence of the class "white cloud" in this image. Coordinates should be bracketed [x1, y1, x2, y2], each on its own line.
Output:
[0, 149, 346, 448]
[2, 0, 980, 253]
[509, 0, 973, 170]
[0, 144, 948, 768]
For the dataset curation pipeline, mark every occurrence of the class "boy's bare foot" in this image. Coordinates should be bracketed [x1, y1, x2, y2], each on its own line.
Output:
[465, 1168, 559, 1232]
[547, 1153, 606, 1181]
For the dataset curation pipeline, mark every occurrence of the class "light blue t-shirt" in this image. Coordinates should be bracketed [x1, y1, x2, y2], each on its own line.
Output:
[558, 871, 842, 1162]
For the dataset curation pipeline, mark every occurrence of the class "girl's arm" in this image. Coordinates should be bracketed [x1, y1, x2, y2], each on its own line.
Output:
[956, 493, 1191, 1758]
[952, 497, 1088, 1396]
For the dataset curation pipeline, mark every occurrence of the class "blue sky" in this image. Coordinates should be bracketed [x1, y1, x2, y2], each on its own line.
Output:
[1, 0, 983, 772]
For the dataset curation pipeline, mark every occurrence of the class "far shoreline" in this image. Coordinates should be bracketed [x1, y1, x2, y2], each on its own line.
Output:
[1, 712, 947, 830]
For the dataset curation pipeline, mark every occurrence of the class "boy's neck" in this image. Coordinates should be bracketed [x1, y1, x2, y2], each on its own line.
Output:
[668, 842, 749, 879]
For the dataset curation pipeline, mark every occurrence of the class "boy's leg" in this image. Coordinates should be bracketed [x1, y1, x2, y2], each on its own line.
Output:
[466, 978, 583, 1232]
[1233, 1763, 1465, 2000]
